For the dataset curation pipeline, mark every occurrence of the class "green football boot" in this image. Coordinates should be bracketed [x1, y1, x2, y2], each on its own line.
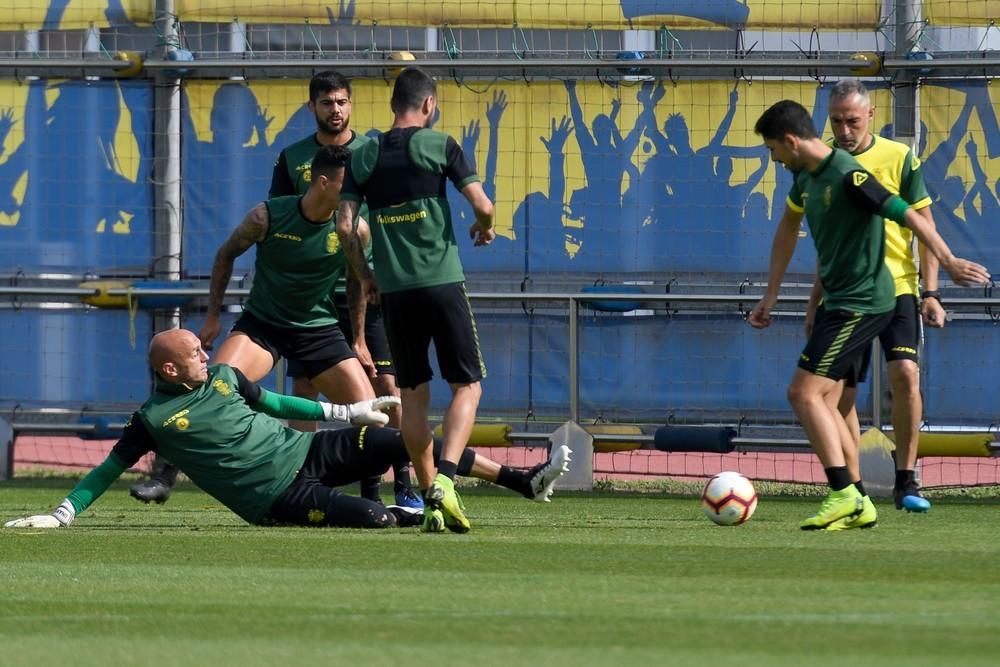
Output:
[800, 485, 864, 530]
[825, 495, 878, 531]
[427, 474, 471, 534]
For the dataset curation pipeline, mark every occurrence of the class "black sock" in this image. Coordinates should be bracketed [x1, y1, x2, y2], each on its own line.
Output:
[825, 466, 853, 491]
[497, 465, 531, 498]
[359, 477, 382, 503]
[853, 480, 867, 497]
[392, 464, 411, 492]
[437, 459, 458, 480]
[457, 448, 475, 477]
[895, 469, 916, 491]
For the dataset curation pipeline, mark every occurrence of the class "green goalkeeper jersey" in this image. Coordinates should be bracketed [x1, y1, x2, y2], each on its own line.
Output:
[269, 131, 373, 295]
[244, 194, 343, 328]
[66, 365, 313, 524]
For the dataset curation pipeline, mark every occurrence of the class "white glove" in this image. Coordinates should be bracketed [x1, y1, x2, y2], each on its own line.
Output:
[322, 395, 401, 426]
[4, 500, 75, 528]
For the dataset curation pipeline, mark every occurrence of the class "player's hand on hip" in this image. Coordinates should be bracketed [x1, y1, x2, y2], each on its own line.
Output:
[943, 258, 991, 287]
[470, 222, 495, 246]
[747, 299, 773, 329]
[921, 298, 946, 329]
[5, 501, 75, 528]
[348, 396, 401, 426]
[198, 316, 222, 351]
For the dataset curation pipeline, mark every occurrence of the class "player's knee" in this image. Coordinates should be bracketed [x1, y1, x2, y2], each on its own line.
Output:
[452, 381, 482, 405]
[889, 360, 919, 394]
[786, 382, 809, 408]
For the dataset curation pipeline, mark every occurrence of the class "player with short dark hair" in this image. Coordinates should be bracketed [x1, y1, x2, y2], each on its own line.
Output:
[337, 66, 496, 533]
[749, 100, 989, 530]
[267, 70, 419, 510]
[806, 80, 945, 518]
[4, 330, 571, 530]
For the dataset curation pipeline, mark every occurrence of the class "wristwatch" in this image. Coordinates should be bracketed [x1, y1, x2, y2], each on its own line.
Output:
[920, 289, 942, 305]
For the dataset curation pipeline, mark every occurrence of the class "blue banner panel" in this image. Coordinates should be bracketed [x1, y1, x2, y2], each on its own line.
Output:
[0, 80, 154, 272]
[0, 310, 152, 406]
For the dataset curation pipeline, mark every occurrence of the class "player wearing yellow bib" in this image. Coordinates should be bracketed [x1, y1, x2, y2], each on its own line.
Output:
[806, 80, 944, 517]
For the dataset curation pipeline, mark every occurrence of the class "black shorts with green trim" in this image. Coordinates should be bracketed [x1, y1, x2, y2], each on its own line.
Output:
[799, 308, 894, 381]
[231, 310, 355, 380]
[381, 281, 486, 389]
[846, 294, 921, 387]
[286, 295, 395, 379]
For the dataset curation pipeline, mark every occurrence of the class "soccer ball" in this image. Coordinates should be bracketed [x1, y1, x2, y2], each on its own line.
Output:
[701, 471, 758, 526]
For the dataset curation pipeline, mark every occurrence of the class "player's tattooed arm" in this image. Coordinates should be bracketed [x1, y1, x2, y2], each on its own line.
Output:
[336, 200, 372, 283]
[200, 204, 269, 348]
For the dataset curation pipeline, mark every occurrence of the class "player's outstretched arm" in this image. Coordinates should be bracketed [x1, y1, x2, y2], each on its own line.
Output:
[253, 387, 400, 426]
[4, 451, 131, 528]
[201, 203, 269, 349]
[901, 207, 991, 287]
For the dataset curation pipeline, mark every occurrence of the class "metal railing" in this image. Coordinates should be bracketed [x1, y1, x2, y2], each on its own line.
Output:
[3, 283, 998, 436]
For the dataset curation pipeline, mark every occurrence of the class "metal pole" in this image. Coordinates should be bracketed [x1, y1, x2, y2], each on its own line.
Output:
[569, 296, 579, 423]
[878, 0, 924, 430]
[153, 1, 183, 338]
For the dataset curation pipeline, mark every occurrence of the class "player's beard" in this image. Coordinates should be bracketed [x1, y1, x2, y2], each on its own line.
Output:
[317, 113, 349, 138]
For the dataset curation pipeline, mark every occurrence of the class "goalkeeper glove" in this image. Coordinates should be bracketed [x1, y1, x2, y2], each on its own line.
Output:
[322, 395, 401, 426]
[4, 500, 76, 528]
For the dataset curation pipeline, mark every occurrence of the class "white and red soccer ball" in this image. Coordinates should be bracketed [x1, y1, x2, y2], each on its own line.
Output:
[701, 471, 758, 525]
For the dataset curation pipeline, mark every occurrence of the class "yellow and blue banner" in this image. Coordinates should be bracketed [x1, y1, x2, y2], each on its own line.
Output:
[0, 0, 150, 30]
[173, 0, 881, 29]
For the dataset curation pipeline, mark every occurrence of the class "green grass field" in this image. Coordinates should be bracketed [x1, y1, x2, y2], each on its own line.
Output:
[2, 480, 1000, 667]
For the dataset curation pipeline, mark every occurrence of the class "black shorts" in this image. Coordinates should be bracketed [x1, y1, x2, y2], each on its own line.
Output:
[262, 427, 409, 528]
[232, 310, 355, 380]
[799, 308, 894, 381]
[847, 294, 921, 387]
[287, 294, 395, 378]
[381, 282, 486, 389]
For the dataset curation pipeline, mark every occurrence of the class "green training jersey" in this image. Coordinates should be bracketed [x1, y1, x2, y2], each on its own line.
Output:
[829, 135, 932, 297]
[123, 365, 311, 524]
[245, 194, 343, 328]
[269, 130, 371, 198]
[340, 127, 480, 294]
[269, 130, 373, 294]
[787, 148, 898, 314]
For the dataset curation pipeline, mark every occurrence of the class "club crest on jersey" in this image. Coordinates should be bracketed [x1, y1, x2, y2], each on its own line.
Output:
[176, 417, 190, 431]
[162, 408, 190, 428]
[326, 232, 340, 254]
[308, 509, 326, 523]
[212, 379, 232, 396]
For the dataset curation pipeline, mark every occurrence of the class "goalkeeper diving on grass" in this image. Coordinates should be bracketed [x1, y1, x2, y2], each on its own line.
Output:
[4, 329, 571, 530]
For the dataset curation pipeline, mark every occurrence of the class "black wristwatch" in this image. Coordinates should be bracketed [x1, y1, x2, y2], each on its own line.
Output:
[920, 290, 942, 305]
